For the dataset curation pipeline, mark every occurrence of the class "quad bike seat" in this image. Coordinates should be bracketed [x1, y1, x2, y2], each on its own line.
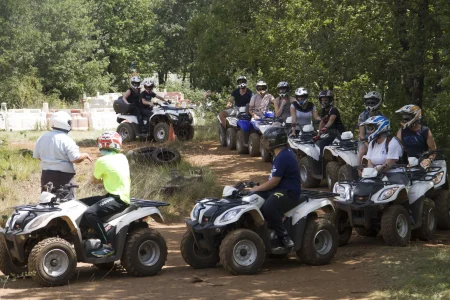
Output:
[101, 204, 138, 223]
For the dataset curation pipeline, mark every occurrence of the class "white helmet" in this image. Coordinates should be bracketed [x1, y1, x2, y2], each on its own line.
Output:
[130, 76, 141, 89]
[294, 87, 308, 97]
[143, 79, 155, 89]
[363, 91, 382, 112]
[237, 76, 247, 89]
[50, 111, 72, 132]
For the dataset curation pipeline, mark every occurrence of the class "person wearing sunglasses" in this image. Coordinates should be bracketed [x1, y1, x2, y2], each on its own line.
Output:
[315, 90, 345, 156]
[361, 116, 408, 185]
[357, 91, 384, 165]
[219, 76, 253, 129]
[274, 81, 295, 120]
[395, 105, 437, 169]
[249, 80, 275, 119]
[290, 87, 320, 136]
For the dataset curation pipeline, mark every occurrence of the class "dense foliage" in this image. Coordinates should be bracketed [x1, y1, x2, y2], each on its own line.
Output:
[0, 0, 449, 148]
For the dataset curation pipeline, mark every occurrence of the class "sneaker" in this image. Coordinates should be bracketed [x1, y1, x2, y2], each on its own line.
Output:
[91, 244, 115, 258]
[280, 236, 294, 248]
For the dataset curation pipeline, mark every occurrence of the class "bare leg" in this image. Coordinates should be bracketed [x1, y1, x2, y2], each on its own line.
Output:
[219, 110, 228, 129]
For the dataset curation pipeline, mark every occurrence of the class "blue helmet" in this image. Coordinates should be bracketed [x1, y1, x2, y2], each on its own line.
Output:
[360, 115, 390, 141]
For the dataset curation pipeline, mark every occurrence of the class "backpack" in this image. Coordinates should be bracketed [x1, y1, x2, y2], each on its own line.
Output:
[371, 135, 408, 165]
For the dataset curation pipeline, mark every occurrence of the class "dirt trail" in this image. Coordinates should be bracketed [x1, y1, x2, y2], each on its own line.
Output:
[2, 140, 450, 299]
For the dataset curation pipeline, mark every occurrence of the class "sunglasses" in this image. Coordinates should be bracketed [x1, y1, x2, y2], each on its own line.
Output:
[256, 87, 266, 91]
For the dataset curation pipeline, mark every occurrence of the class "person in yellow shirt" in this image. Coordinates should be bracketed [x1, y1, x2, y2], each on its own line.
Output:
[80, 131, 131, 258]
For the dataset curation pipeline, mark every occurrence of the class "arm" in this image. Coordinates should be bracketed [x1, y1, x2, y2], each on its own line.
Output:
[122, 90, 131, 104]
[290, 106, 297, 135]
[71, 152, 93, 164]
[312, 108, 320, 121]
[325, 114, 337, 129]
[396, 128, 402, 140]
[359, 125, 366, 141]
[141, 97, 153, 107]
[249, 95, 257, 118]
[422, 129, 437, 165]
[226, 96, 235, 109]
[250, 177, 281, 192]
[375, 159, 398, 173]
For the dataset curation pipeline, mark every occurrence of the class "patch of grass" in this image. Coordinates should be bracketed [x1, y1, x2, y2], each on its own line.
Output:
[193, 119, 218, 142]
[369, 245, 450, 300]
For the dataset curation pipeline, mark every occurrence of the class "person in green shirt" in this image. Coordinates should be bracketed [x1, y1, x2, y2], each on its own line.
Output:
[80, 131, 131, 258]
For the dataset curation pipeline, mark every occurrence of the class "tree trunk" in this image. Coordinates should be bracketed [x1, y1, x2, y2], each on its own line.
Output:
[157, 71, 165, 85]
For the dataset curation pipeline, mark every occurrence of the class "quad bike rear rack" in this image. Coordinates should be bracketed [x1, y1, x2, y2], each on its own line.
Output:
[130, 199, 170, 207]
[301, 190, 339, 199]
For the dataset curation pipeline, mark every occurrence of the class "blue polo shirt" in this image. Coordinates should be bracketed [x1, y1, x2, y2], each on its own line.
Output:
[269, 148, 301, 195]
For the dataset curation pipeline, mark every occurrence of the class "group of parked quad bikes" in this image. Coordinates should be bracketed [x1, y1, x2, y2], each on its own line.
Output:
[1, 80, 449, 288]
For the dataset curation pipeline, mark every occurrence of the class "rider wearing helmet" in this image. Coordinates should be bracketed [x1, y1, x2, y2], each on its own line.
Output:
[249, 127, 302, 248]
[80, 131, 131, 258]
[316, 90, 345, 156]
[218, 76, 253, 129]
[248, 80, 275, 119]
[274, 81, 295, 120]
[361, 116, 407, 185]
[290, 87, 320, 136]
[395, 105, 436, 168]
[123, 76, 141, 105]
[33, 111, 93, 199]
[138, 79, 166, 132]
[357, 91, 384, 164]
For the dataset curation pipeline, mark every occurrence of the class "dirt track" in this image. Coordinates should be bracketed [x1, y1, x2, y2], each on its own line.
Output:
[2, 140, 450, 299]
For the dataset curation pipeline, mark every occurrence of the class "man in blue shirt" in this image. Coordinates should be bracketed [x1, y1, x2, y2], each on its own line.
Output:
[249, 127, 302, 248]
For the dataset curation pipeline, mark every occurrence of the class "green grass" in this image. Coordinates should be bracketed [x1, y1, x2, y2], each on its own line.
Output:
[369, 245, 450, 299]
[0, 130, 103, 146]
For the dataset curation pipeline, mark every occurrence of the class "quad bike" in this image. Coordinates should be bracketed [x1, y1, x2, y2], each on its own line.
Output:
[218, 107, 246, 150]
[325, 163, 439, 247]
[180, 182, 339, 275]
[114, 97, 194, 143]
[235, 112, 283, 156]
[288, 125, 355, 190]
[0, 183, 169, 286]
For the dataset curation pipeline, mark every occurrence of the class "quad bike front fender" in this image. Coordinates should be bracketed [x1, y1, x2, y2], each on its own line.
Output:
[324, 147, 358, 166]
[285, 199, 335, 225]
[213, 205, 264, 226]
[117, 114, 138, 124]
[408, 181, 434, 204]
[110, 207, 164, 233]
[237, 119, 251, 132]
[372, 185, 409, 204]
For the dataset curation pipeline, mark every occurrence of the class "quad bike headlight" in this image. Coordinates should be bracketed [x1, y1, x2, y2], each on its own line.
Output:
[334, 184, 349, 200]
[169, 114, 178, 121]
[432, 171, 445, 185]
[379, 187, 399, 201]
[220, 208, 243, 223]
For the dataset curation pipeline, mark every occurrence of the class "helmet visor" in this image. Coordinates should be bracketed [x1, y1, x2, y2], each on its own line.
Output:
[296, 95, 307, 101]
[365, 98, 379, 108]
[237, 79, 247, 85]
[366, 124, 377, 133]
[144, 85, 153, 91]
[256, 85, 267, 92]
[131, 81, 140, 88]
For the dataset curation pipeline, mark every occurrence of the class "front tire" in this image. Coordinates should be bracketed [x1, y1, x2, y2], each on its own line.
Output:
[248, 133, 261, 157]
[413, 198, 436, 241]
[433, 190, 450, 229]
[153, 122, 170, 143]
[298, 157, 321, 188]
[0, 239, 27, 277]
[121, 228, 168, 277]
[296, 218, 338, 265]
[219, 229, 265, 275]
[260, 139, 272, 162]
[226, 128, 237, 150]
[323, 209, 352, 246]
[117, 122, 136, 143]
[180, 231, 220, 269]
[338, 164, 356, 182]
[326, 161, 340, 191]
[236, 131, 249, 154]
[28, 238, 77, 287]
[381, 205, 411, 246]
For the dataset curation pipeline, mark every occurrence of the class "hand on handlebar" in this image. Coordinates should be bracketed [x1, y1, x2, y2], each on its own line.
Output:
[420, 158, 432, 169]
[313, 136, 320, 142]
[320, 127, 327, 134]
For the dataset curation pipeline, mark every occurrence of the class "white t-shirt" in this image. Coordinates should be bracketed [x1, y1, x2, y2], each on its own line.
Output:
[366, 137, 403, 173]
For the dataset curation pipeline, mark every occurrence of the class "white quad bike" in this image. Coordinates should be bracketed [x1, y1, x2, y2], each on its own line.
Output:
[218, 107, 246, 150]
[114, 97, 194, 143]
[325, 160, 441, 246]
[180, 182, 339, 275]
[288, 124, 357, 190]
[0, 183, 169, 286]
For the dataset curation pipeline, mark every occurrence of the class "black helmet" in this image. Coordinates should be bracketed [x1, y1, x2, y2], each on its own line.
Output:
[318, 90, 334, 108]
[263, 127, 288, 150]
[277, 81, 290, 97]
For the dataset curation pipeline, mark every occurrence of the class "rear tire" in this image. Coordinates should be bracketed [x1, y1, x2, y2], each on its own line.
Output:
[219, 124, 227, 146]
[117, 122, 136, 143]
[298, 157, 321, 188]
[177, 125, 195, 141]
[326, 161, 340, 191]
[236, 130, 249, 154]
[226, 128, 237, 150]
[381, 205, 411, 246]
[121, 228, 168, 277]
[180, 231, 220, 269]
[28, 238, 77, 287]
[338, 164, 356, 182]
[260, 138, 272, 162]
[323, 209, 352, 246]
[0, 239, 27, 277]
[248, 133, 261, 157]
[219, 229, 265, 275]
[413, 198, 436, 241]
[433, 190, 450, 229]
[153, 122, 170, 143]
[296, 218, 338, 265]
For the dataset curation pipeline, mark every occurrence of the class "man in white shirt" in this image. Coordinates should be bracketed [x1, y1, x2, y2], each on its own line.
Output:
[362, 115, 408, 185]
[33, 111, 92, 198]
